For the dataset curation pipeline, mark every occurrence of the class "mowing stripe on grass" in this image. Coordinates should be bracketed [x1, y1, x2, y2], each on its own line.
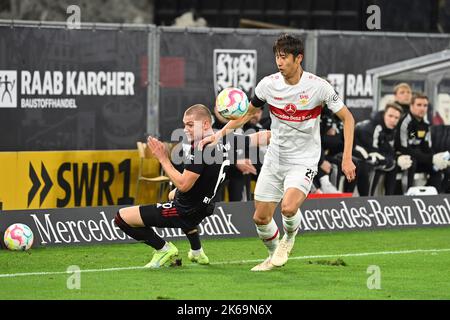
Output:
[1, 248, 449, 278]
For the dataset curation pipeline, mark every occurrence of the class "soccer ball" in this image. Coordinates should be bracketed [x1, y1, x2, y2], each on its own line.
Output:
[3, 223, 34, 251]
[215, 87, 249, 120]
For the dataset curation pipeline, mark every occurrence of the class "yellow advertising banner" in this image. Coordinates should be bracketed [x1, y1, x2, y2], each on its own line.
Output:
[0, 153, 19, 209]
[0, 150, 159, 210]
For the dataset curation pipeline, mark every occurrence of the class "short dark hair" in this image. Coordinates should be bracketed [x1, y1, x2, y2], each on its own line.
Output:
[273, 34, 304, 58]
[384, 103, 403, 115]
[411, 93, 428, 105]
[184, 104, 212, 123]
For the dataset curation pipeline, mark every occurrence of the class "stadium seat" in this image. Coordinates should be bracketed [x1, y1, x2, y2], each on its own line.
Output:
[330, 162, 344, 192]
[135, 141, 172, 204]
[405, 186, 438, 195]
[395, 171, 428, 195]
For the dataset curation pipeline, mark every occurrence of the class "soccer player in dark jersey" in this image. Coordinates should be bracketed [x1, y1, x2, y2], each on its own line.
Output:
[114, 104, 270, 268]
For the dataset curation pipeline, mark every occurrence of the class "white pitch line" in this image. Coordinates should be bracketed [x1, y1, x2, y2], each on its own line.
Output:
[1, 248, 449, 279]
[209, 248, 450, 266]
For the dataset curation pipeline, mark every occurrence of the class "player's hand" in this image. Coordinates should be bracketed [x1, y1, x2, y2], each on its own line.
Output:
[236, 158, 257, 175]
[198, 131, 221, 150]
[342, 158, 356, 182]
[147, 136, 168, 162]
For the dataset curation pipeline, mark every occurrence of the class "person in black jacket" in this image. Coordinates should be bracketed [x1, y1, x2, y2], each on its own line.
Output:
[354, 103, 403, 195]
[321, 105, 345, 157]
[395, 93, 449, 193]
[320, 103, 360, 193]
[393, 82, 412, 114]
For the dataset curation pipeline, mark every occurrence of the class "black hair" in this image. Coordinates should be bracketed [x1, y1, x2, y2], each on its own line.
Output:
[273, 34, 304, 57]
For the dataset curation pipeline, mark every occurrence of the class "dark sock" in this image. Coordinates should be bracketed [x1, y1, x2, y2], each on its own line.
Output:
[114, 212, 165, 250]
[184, 228, 201, 250]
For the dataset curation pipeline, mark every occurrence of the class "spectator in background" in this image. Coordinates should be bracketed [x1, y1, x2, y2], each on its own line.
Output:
[321, 103, 345, 157]
[393, 82, 412, 113]
[244, 107, 264, 131]
[320, 104, 356, 193]
[354, 103, 403, 195]
[372, 82, 411, 124]
[312, 151, 340, 193]
[243, 108, 266, 175]
[242, 108, 268, 199]
[395, 93, 449, 193]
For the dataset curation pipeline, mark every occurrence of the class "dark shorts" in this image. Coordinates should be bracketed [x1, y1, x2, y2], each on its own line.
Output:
[139, 201, 213, 231]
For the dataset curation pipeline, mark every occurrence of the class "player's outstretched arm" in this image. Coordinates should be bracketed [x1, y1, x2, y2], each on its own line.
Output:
[335, 106, 356, 182]
[198, 103, 259, 150]
[147, 136, 200, 192]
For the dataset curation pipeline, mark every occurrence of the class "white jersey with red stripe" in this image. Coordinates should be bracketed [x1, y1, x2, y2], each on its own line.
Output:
[254, 71, 344, 166]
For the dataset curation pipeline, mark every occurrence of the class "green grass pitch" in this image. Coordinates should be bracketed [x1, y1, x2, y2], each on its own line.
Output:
[1, 227, 449, 300]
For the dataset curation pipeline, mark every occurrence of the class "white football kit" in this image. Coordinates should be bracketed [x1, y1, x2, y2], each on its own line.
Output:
[253, 71, 344, 202]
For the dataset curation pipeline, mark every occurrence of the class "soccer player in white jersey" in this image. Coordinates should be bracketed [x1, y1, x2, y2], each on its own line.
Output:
[200, 34, 356, 271]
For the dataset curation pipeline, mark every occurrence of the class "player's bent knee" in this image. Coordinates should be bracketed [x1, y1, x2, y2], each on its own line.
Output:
[253, 214, 271, 225]
[281, 203, 298, 217]
[117, 206, 143, 227]
[114, 211, 127, 230]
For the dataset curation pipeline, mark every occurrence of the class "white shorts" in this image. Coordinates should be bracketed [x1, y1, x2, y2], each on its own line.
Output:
[254, 161, 318, 203]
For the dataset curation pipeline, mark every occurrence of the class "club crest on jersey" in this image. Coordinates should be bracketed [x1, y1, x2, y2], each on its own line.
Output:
[284, 103, 297, 115]
[299, 94, 309, 105]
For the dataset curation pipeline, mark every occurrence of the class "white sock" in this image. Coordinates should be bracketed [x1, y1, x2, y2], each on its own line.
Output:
[190, 248, 203, 255]
[158, 242, 169, 252]
[255, 219, 279, 256]
[282, 210, 301, 241]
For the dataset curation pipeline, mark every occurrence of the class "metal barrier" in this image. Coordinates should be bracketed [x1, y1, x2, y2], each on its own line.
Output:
[1, 20, 450, 149]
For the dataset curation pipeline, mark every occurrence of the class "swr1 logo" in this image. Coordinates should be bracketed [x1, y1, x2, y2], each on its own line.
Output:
[28, 159, 134, 207]
[0, 71, 17, 108]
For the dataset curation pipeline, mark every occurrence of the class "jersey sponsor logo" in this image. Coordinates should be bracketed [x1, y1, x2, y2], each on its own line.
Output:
[213, 49, 257, 98]
[284, 103, 297, 115]
[270, 104, 322, 122]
